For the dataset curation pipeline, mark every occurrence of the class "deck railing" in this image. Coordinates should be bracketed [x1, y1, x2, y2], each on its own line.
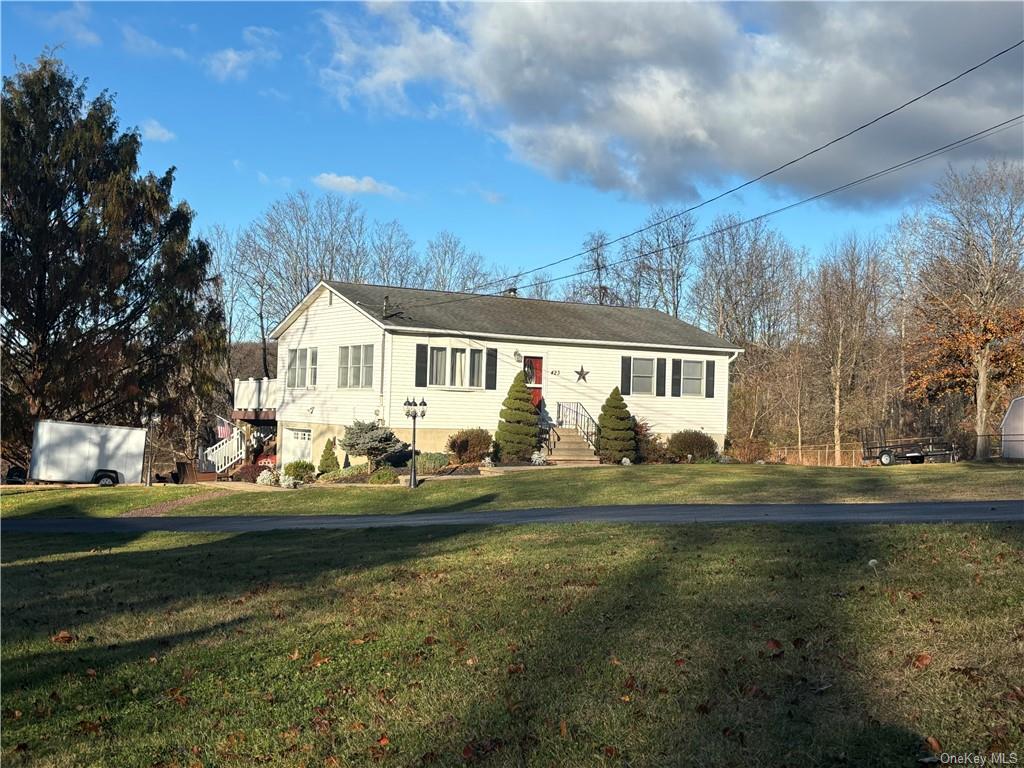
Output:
[556, 402, 599, 450]
[233, 377, 281, 411]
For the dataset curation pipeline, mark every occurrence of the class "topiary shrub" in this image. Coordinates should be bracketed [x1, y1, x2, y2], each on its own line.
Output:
[256, 468, 279, 486]
[340, 420, 402, 470]
[665, 430, 719, 462]
[729, 437, 770, 464]
[317, 438, 340, 474]
[596, 387, 636, 464]
[368, 467, 399, 485]
[494, 371, 540, 462]
[283, 460, 316, 483]
[447, 428, 493, 464]
[232, 463, 261, 483]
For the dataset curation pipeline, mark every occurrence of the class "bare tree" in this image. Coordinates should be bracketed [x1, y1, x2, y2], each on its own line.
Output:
[616, 207, 697, 317]
[205, 226, 253, 389]
[910, 161, 1024, 458]
[524, 271, 555, 300]
[424, 231, 488, 292]
[369, 219, 422, 286]
[562, 231, 620, 305]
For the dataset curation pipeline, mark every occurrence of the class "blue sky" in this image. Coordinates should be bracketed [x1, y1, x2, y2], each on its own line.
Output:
[3, 2, 1021, 276]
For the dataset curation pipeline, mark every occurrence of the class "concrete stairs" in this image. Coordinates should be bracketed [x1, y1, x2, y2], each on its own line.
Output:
[546, 429, 600, 464]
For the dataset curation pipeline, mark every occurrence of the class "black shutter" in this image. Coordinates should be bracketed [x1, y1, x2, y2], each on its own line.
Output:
[656, 359, 666, 396]
[620, 356, 632, 395]
[485, 348, 498, 390]
[415, 344, 428, 387]
[705, 360, 716, 398]
[671, 359, 681, 397]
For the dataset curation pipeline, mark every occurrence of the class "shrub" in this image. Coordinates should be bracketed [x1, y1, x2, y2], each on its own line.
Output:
[231, 463, 261, 483]
[317, 464, 370, 483]
[621, 456, 632, 465]
[317, 438, 340, 474]
[494, 372, 540, 462]
[729, 437, 770, 464]
[280, 475, 299, 489]
[415, 452, 450, 475]
[368, 467, 399, 485]
[256, 468, 279, 486]
[665, 430, 718, 462]
[283, 460, 316, 483]
[596, 387, 636, 464]
[634, 418, 667, 464]
[531, 450, 547, 466]
[340, 421, 402, 470]
[447, 428, 493, 464]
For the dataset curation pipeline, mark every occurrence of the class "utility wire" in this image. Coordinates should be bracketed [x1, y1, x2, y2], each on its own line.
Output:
[409, 37, 1024, 305]
[399, 114, 1023, 309]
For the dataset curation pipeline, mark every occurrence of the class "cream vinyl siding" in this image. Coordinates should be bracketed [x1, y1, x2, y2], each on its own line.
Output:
[275, 290, 385, 427]
[387, 332, 731, 440]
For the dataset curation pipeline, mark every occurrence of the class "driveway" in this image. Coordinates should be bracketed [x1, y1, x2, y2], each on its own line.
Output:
[2, 500, 1021, 533]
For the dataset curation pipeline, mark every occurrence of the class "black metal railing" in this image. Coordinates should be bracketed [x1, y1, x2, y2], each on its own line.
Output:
[556, 402, 599, 450]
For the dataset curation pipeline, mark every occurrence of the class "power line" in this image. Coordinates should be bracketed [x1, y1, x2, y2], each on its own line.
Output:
[411, 37, 1024, 304]
[400, 114, 1022, 310]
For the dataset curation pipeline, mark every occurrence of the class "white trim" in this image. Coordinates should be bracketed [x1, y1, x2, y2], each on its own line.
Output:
[270, 282, 386, 339]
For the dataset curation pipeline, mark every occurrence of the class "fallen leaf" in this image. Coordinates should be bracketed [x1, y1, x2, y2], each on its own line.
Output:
[51, 630, 77, 645]
[423, 635, 437, 646]
[766, 639, 783, 651]
[673, 658, 687, 667]
[377, 735, 390, 746]
[608, 655, 621, 666]
[84, 668, 97, 679]
[507, 663, 524, 675]
[559, 719, 568, 738]
[77, 719, 103, 735]
[303, 651, 331, 670]
[349, 721, 367, 732]
[288, 648, 300, 661]
[601, 745, 619, 758]
[925, 736, 941, 753]
[911, 653, 933, 670]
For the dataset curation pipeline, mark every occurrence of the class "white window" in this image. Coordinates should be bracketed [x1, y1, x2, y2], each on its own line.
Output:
[469, 349, 483, 388]
[429, 347, 447, 386]
[338, 344, 374, 389]
[632, 357, 654, 394]
[286, 348, 318, 388]
[682, 360, 703, 396]
[449, 348, 467, 387]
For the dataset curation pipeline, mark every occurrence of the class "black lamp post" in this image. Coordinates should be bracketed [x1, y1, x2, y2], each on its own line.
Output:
[403, 397, 427, 488]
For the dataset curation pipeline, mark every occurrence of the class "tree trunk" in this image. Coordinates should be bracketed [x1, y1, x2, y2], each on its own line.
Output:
[975, 347, 991, 460]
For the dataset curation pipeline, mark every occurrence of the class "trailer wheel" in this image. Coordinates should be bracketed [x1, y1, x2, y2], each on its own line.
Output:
[879, 451, 896, 467]
[92, 471, 118, 487]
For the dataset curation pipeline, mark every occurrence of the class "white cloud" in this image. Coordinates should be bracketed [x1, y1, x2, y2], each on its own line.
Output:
[205, 26, 280, 82]
[316, 3, 1024, 204]
[43, 2, 100, 46]
[121, 25, 186, 60]
[141, 119, 175, 142]
[312, 173, 402, 198]
[257, 171, 292, 188]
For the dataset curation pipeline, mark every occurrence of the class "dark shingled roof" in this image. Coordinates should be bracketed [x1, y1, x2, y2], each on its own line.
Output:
[326, 282, 740, 351]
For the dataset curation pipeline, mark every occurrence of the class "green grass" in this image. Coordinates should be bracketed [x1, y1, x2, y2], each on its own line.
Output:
[2, 463, 1019, 519]
[2, 524, 1022, 766]
[0, 485, 209, 519]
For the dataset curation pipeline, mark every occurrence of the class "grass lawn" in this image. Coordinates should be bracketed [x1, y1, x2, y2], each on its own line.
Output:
[0, 484, 211, 519]
[1, 463, 1020, 519]
[2, 523, 1022, 766]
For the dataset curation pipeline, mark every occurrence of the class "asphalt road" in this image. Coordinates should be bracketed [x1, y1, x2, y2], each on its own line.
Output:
[2, 500, 1022, 533]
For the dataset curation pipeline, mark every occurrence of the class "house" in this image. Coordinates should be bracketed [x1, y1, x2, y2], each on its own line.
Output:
[214, 281, 742, 469]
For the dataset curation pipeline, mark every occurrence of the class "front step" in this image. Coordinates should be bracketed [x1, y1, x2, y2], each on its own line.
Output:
[546, 429, 599, 463]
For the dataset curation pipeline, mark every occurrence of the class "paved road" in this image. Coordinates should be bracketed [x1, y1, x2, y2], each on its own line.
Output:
[2, 500, 1022, 533]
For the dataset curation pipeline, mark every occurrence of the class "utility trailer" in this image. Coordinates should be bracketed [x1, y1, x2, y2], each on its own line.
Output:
[858, 427, 958, 467]
[28, 420, 147, 486]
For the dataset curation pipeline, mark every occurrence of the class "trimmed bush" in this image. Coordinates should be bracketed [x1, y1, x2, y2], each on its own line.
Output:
[231, 463, 261, 483]
[283, 460, 316, 483]
[256, 469, 279, 486]
[729, 437, 770, 464]
[447, 428, 493, 464]
[368, 467, 399, 485]
[494, 371, 540, 462]
[666, 430, 719, 462]
[596, 387, 636, 464]
[415, 452, 450, 475]
[317, 438, 340, 474]
[340, 420, 402, 470]
[317, 464, 370, 484]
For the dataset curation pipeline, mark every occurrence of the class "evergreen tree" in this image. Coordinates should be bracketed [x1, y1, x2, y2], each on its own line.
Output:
[597, 387, 636, 463]
[317, 438, 340, 474]
[494, 371, 540, 462]
[340, 420, 401, 470]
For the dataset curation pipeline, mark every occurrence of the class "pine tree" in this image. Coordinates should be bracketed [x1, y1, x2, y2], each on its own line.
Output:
[340, 420, 401, 470]
[494, 371, 540, 462]
[597, 387, 636, 463]
[317, 438, 340, 474]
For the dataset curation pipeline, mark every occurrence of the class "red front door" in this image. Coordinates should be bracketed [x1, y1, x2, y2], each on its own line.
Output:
[523, 356, 543, 409]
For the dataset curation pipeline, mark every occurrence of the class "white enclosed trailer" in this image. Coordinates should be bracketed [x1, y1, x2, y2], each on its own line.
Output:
[28, 420, 147, 485]
[1002, 396, 1024, 460]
